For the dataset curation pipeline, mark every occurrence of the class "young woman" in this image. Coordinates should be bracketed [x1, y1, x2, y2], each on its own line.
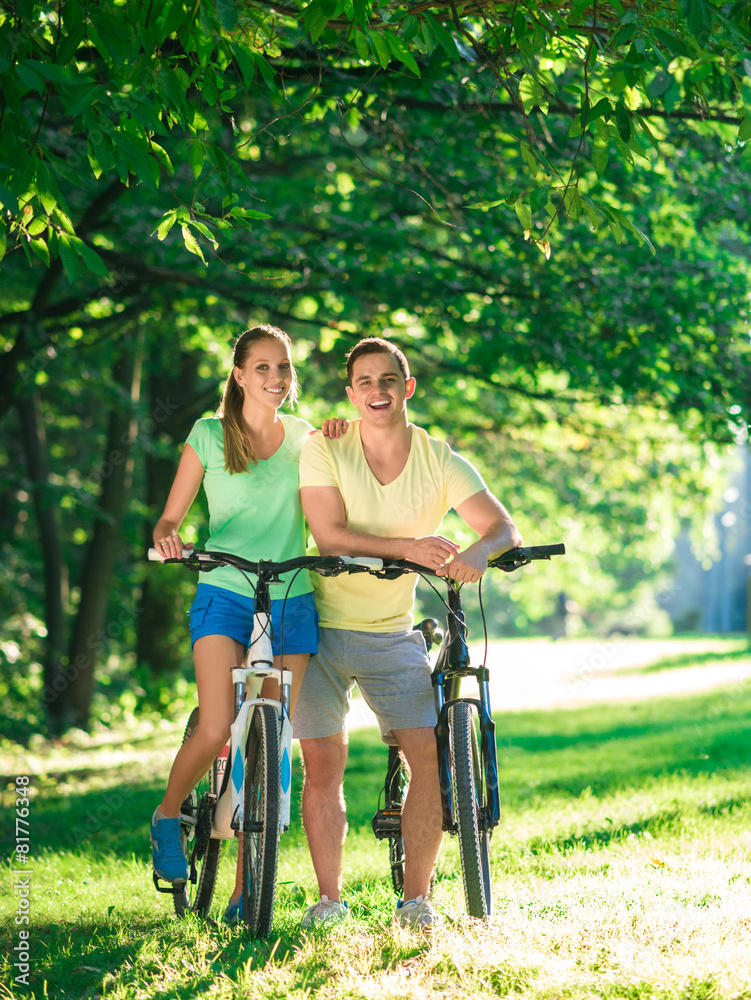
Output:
[150, 324, 342, 922]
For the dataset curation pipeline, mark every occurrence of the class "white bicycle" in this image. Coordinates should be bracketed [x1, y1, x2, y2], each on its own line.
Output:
[148, 548, 377, 936]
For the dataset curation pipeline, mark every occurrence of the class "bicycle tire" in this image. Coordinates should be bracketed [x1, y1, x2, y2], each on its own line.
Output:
[242, 703, 281, 937]
[173, 707, 223, 917]
[449, 701, 492, 920]
[386, 745, 408, 894]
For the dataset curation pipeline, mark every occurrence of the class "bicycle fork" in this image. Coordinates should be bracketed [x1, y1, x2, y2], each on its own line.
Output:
[434, 680, 501, 834]
[212, 610, 293, 839]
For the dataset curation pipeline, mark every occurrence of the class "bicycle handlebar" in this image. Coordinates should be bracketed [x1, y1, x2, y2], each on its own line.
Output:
[147, 543, 564, 580]
[147, 549, 385, 577]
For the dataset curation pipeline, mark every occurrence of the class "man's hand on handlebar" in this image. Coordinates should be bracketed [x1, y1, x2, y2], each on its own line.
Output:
[402, 535, 460, 573]
[443, 534, 524, 583]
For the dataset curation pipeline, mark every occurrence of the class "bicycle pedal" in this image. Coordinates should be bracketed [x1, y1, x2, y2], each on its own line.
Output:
[371, 808, 402, 839]
[152, 872, 187, 895]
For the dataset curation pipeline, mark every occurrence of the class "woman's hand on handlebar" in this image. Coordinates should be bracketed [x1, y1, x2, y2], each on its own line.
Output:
[152, 533, 193, 561]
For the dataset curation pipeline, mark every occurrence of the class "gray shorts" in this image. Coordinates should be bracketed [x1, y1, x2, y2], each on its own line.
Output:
[292, 627, 436, 745]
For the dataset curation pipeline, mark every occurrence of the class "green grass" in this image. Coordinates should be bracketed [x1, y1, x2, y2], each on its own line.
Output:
[2, 670, 751, 999]
[619, 638, 751, 675]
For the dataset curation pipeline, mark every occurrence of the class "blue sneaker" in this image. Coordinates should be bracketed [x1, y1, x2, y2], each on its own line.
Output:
[150, 811, 188, 883]
[223, 896, 243, 926]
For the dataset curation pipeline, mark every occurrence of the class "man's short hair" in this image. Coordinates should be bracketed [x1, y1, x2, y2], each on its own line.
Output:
[345, 337, 411, 383]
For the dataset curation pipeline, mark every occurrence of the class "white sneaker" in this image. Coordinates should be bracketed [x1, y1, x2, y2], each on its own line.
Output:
[394, 895, 442, 929]
[300, 895, 350, 929]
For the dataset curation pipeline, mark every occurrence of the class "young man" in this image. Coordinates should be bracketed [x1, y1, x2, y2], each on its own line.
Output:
[294, 337, 522, 929]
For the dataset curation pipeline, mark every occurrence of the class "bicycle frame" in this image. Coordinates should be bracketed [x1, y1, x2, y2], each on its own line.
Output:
[212, 586, 294, 839]
[430, 585, 500, 834]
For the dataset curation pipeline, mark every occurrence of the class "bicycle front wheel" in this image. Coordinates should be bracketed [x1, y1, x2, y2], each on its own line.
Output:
[174, 707, 223, 917]
[386, 745, 408, 894]
[449, 701, 492, 920]
[242, 704, 281, 937]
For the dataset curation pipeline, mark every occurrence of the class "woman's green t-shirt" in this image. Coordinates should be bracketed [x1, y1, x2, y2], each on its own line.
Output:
[186, 413, 314, 600]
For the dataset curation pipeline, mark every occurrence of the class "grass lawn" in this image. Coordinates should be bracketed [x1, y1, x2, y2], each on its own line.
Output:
[2, 645, 751, 999]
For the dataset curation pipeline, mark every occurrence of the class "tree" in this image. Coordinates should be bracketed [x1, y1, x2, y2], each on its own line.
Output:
[2, 1, 751, 731]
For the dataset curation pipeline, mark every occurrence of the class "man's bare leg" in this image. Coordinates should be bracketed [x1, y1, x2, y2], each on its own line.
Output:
[393, 726, 444, 901]
[300, 731, 349, 900]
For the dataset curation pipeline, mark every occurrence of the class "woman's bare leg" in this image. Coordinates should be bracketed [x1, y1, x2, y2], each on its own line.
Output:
[158, 634, 244, 817]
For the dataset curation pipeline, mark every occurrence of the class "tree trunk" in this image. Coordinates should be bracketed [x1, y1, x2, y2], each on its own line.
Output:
[0, 180, 127, 419]
[65, 334, 143, 728]
[16, 390, 69, 733]
[137, 354, 217, 676]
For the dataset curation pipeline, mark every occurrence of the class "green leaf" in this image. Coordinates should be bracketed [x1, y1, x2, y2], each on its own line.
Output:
[162, 0, 189, 36]
[680, 0, 713, 48]
[519, 74, 547, 115]
[423, 13, 460, 59]
[369, 30, 391, 68]
[615, 102, 631, 142]
[563, 186, 582, 221]
[608, 206, 656, 254]
[652, 27, 688, 57]
[588, 98, 613, 124]
[29, 236, 50, 267]
[57, 24, 86, 66]
[520, 142, 540, 177]
[465, 199, 505, 210]
[69, 235, 110, 277]
[187, 138, 205, 179]
[0, 230, 7, 262]
[58, 233, 82, 283]
[153, 209, 178, 240]
[15, 61, 47, 94]
[515, 200, 532, 230]
[229, 207, 272, 221]
[530, 187, 549, 213]
[35, 161, 59, 215]
[181, 223, 207, 263]
[303, 0, 330, 43]
[215, 0, 239, 30]
[739, 117, 751, 142]
[352, 0, 369, 28]
[253, 51, 277, 91]
[593, 134, 609, 178]
[190, 220, 219, 247]
[383, 30, 420, 76]
[354, 29, 370, 61]
[231, 43, 256, 89]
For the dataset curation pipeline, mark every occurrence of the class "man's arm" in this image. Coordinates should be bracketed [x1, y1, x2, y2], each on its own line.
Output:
[301, 485, 460, 569]
[444, 489, 523, 584]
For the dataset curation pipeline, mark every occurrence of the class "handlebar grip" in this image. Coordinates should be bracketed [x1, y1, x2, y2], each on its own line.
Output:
[528, 543, 566, 557]
[339, 555, 385, 570]
[147, 546, 196, 562]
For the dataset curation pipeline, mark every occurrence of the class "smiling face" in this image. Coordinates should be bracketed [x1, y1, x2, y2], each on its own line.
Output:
[234, 336, 294, 411]
[346, 350, 416, 424]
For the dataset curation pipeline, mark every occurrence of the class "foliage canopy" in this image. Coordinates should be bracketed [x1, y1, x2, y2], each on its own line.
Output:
[2, 1, 751, 730]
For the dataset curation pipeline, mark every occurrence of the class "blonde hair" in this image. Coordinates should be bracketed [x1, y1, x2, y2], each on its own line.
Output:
[219, 325, 298, 474]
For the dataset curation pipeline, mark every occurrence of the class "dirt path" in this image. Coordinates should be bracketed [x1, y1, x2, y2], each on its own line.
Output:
[347, 636, 751, 728]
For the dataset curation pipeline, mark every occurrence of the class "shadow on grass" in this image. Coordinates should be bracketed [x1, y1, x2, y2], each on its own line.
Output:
[491, 685, 751, 803]
[0, 908, 432, 1000]
[525, 790, 751, 856]
[623, 645, 751, 676]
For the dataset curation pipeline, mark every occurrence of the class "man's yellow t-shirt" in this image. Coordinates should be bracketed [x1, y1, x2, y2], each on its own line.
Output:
[299, 421, 486, 632]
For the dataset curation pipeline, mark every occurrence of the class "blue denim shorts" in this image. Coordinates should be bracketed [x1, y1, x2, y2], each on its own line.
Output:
[188, 584, 319, 655]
